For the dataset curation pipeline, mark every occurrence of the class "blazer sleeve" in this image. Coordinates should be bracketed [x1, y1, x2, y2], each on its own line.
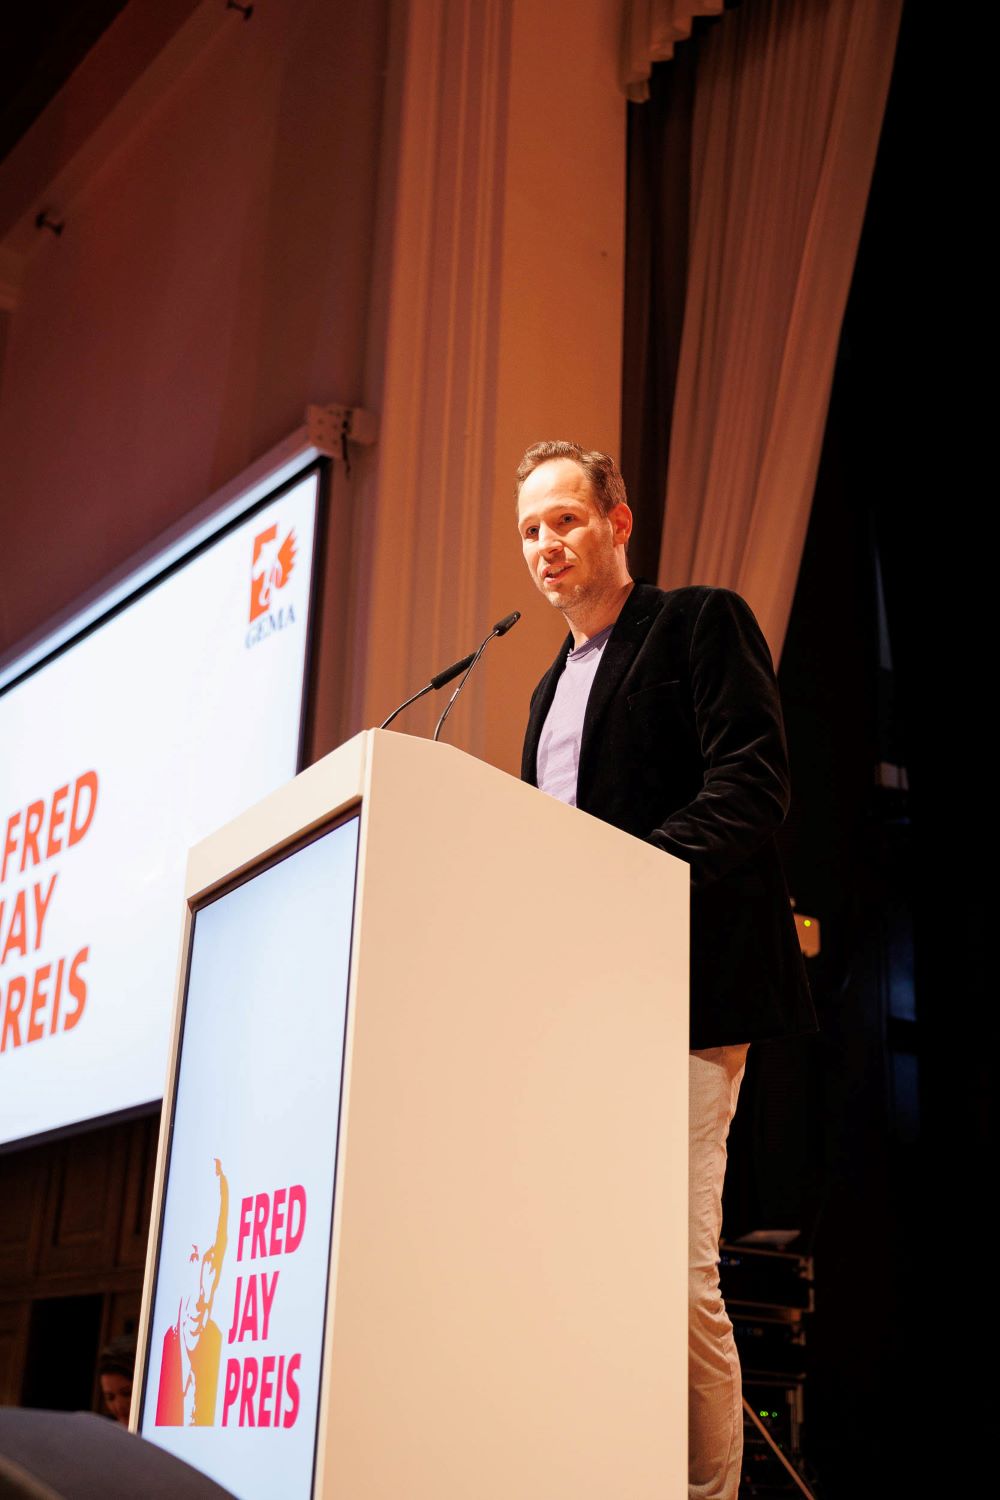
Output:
[645, 589, 791, 887]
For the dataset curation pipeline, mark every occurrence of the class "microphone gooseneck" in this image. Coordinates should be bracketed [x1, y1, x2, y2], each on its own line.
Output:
[379, 650, 477, 729]
[432, 611, 521, 744]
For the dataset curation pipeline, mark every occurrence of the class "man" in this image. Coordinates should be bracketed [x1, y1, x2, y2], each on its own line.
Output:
[155, 1156, 229, 1427]
[515, 441, 815, 1500]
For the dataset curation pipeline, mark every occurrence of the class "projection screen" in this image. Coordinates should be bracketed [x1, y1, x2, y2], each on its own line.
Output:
[0, 463, 323, 1148]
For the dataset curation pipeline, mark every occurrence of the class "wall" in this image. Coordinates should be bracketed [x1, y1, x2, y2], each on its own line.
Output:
[0, 0, 388, 658]
[1, 0, 627, 781]
[355, 0, 627, 774]
[0, 0, 390, 1405]
[0, 1113, 158, 1409]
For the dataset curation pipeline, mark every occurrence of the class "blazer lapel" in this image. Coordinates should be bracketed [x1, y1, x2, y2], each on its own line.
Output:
[521, 633, 572, 785]
[576, 582, 660, 806]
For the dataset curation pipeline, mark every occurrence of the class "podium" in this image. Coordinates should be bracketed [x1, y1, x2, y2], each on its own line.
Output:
[132, 729, 690, 1499]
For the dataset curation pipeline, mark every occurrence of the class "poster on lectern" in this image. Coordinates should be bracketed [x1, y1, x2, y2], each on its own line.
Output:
[139, 815, 359, 1499]
[0, 466, 321, 1148]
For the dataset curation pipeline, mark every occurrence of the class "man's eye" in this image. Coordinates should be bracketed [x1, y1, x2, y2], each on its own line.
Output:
[561, 514, 575, 524]
[524, 527, 537, 538]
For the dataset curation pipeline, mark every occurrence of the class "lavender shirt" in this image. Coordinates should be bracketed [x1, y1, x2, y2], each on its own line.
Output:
[536, 624, 614, 807]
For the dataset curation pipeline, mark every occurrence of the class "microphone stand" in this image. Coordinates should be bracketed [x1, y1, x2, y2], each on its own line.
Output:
[379, 652, 475, 729]
[432, 612, 520, 743]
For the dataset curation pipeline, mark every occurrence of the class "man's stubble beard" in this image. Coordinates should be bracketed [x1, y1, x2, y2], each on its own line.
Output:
[546, 555, 623, 621]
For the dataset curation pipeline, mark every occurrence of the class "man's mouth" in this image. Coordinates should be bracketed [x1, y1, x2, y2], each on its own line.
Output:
[543, 565, 571, 583]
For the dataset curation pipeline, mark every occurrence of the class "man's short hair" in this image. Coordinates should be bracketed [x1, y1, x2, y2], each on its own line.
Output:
[514, 441, 628, 519]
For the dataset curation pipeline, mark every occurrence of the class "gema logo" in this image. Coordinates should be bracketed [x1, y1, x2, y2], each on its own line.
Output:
[246, 524, 299, 650]
[155, 1158, 229, 1427]
[249, 525, 297, 623]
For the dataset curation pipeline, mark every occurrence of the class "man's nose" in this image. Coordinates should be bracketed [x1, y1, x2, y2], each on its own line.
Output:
[538, 526, 563, 552]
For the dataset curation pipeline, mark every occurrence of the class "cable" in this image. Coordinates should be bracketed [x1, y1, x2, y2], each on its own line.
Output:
[741, 1397, 817, 1499]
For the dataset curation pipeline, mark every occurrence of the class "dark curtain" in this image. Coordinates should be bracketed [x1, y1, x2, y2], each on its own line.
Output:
[620, 39, 698, 586]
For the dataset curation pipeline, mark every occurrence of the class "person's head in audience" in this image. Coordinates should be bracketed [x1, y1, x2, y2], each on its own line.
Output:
[97, 1334, 136, 1425]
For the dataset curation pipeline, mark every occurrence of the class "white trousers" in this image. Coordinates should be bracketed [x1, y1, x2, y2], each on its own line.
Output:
[688, 1044, 750, 1500]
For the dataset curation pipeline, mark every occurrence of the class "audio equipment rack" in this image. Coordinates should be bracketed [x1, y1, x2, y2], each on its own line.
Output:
[720, 1241, 818, 1498]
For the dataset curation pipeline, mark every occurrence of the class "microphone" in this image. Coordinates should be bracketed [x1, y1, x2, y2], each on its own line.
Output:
[491, 611, 521, 637]
[379, 650, 477, 729]
[432, 611, 521, 743]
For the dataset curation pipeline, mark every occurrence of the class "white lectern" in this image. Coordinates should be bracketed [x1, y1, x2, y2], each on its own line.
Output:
[133, 730, 689, 1499]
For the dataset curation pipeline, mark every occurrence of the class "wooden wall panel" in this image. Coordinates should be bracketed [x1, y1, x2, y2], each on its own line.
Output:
[37, 1128, 129, 1280]
[0, 1300, 29, 1404]
[102, 1287, 143, 1345]
[1, 1116, 156, 1408]
[91, 1286, 144, 1417]
[0, 1145, 47, 1283]
[116, 1113, 160, 1270]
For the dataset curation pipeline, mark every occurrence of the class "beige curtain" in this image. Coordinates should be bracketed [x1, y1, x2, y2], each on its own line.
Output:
[656, 0, 902, 663]
[622, 1, 725, 101]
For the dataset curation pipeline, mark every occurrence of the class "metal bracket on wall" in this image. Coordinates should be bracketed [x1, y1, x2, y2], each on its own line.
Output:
[306, 403, 379, 467]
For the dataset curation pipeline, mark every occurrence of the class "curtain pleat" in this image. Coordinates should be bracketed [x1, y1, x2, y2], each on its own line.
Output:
[656, 0, 902, 663]
[622, 0, 725, 101]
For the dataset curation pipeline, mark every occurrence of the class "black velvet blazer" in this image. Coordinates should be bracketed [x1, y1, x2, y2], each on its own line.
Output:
[521, 581, 816, 1050]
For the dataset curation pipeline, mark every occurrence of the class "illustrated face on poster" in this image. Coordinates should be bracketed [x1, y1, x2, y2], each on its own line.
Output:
[0, 473, 318, 1146]
[140, 816, 360, 1499]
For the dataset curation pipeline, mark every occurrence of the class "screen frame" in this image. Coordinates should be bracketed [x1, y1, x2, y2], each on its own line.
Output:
[0, 457, 328, 713]
[0, 456, 331, 1156]
[136, 802, 362, 1495]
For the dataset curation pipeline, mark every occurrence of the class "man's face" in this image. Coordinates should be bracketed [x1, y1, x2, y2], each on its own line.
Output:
[517, 458, 630, 616]
[181, 1233, 219, 1348]
[181, 1242, 207, 1349]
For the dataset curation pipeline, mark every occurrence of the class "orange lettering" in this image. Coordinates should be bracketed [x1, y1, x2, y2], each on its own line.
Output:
[1, 975, 27, 1051]
[46, 785, 69, 858]
[1, 890, 28, 966]
[63, 946, 88, 1031]
[49, 956, 66, 1033]
[1, 812, 19, 885]
[19, 801, 44, 874]
[68, 773, 99, 848]
[33, 873, 58, 950]
[27, 963, 51, 1043]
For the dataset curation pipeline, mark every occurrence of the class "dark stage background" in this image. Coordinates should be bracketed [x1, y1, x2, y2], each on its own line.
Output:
[626, 2, 982, 1491]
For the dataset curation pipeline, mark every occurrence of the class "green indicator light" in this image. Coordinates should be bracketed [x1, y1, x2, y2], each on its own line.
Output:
[804, 919, 811, 926]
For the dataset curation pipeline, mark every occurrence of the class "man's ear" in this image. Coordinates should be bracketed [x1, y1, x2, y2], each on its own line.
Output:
[610, 502, 633, 547]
